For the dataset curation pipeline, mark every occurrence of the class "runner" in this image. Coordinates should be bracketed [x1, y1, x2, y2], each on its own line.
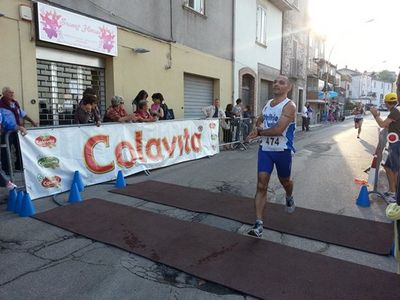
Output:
[352, 102, 364, 139]
[246, 75, 296, 238]
[370, 92, 400, 203]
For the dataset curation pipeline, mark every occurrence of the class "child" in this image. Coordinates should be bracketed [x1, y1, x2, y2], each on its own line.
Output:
[150, 94, 164, 119]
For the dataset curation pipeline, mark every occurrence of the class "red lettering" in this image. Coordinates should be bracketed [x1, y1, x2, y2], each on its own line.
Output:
[177, 135, 184, 156]
[184, 128, 191, 154]
[146, 138, 163, 161]
[135, 131, 146, 162]
[162, 136, 177, 158]
[191, 133, 202, 152]
[84, 135, 114, 174]
[115, 141, 137, 168]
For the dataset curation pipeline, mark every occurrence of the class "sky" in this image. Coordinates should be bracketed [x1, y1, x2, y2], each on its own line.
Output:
[308, 0, 399, 73]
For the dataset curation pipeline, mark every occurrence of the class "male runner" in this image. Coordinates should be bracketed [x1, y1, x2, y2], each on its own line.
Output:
[246, 75, 296, 237]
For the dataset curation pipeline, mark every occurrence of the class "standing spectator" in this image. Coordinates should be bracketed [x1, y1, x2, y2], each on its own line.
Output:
[74, 94, 100, 126]
[132, 90, 148, 113]
[155, 93, 174, 120]
[242, 105, 253, 140]
[103, 96, 135, 123]
[301, 104, 308, 131]
[0, 87, 36, 173]
[202, 98, 224, 119]
[134, 100, 156, 122]
[370, 93, 400, 203]
[233, 98, 243, 118]
[222, 104, 234, 150]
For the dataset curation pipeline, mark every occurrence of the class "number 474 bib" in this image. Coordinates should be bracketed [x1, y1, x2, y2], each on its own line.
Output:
[261, 136, 285, 151]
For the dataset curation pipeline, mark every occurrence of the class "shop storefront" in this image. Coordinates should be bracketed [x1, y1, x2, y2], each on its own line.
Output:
[35, 2, 117, 126]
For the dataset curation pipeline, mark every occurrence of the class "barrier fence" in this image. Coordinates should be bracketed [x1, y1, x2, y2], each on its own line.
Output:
[2, 119, 219, 200]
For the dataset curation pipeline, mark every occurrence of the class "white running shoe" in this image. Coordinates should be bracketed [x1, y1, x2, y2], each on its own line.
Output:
[285, 196, 295, 213]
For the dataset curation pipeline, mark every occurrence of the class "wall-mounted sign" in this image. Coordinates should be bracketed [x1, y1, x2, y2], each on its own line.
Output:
[37, 2, 118, 56]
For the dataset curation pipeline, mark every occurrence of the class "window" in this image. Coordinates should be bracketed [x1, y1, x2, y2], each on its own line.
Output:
[185, 0, 205, 14]
[256, 5, 267, 46]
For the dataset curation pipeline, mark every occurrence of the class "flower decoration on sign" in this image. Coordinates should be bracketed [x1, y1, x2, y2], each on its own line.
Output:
[99, 26, 115, 52]
[35, 135, 57, 148]
[40, 10, 62, 39]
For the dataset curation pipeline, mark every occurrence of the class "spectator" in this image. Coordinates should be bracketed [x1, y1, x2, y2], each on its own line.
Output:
[0, 87, 34, 173]
[242, 105, 253, 139]
[223, 104, 234, 150]
[233, 98, 243, 118]
[134, 100, 156, 122]
[150, 93, 164, 119]
[74, 94, 100, 126]
[155, 93, 174, 120]
[81, 87, 101, 124]
[103, 96, 135, 123]
[301, 104, 308, 131]
[132, 90, 148, 113]
[202, 98, 225, 119]
[370, 92, 400, 203]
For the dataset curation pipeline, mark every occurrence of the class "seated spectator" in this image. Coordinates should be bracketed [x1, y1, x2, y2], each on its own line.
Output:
[150, 94, 164, 119]
[104, 96, 135, 123]
[80, 87, 101, 124]
[134, 100, 156, 122]
[155, 93, 174, 120]
[74, 95, 101, 126]
[132, 90, 148, 113]
[0, 86, 33, 173]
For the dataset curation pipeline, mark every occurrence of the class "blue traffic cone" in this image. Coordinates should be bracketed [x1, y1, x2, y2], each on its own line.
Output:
[19, 192, 35, 217]
[7, 188, 17, 212]
[73, 170, 84, 192]
[115, 170, 126, 188]
[14, 191, 24, 214]
[68, 183, 81, 203]
[356, 185, 370, 207]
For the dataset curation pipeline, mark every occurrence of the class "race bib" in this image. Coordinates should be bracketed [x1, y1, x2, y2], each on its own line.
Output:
[261, 136, 285, 151]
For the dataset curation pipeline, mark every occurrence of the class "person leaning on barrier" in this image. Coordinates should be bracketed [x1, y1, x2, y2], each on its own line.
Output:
[134, 100, 157, 122]
[132, 90, 148, 113]
[0, 87, 33, 174]
[80, 87, 101, 125]
[103, 96, 136, 123]
[74, 94, 101, 126]
[370, 92, 400, 203]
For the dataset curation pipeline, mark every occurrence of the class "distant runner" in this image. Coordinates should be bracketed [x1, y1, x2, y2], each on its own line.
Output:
[352, 103, 364, 139]
[246, 75, 296, 238]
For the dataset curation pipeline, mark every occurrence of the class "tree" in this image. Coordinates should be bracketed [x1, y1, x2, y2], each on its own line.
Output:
[377, 70, 397, 83]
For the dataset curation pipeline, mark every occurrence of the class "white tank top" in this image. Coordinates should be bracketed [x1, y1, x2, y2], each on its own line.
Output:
[260, 98, 296, 152]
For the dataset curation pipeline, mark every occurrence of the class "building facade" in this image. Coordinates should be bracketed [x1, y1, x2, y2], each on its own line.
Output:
[281, 0, 308, 122]
[0, 0, 234, 126]
[233, 0, 294, 115]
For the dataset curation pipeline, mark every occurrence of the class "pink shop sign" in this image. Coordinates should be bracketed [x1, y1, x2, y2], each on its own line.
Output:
[37, 2, 118, 56]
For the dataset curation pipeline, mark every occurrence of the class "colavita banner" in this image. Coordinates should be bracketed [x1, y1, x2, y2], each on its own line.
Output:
[20, 120, 219, 199]
[37, 2, 118, 56]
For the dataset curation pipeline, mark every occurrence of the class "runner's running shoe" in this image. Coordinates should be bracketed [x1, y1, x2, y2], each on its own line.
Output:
[285, 196, 295, 213]
[247, 220, 263, 238]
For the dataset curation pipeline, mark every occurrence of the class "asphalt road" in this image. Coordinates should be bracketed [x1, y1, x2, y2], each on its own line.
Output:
[0, 112, 396, 299]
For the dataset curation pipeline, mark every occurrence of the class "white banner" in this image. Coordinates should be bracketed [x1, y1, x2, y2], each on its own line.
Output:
[19, 120, 220, 199]
[37, 2, 118, 56]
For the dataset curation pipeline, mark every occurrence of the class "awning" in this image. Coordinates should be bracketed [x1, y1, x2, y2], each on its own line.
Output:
[306, 100, 326, 104]
[318, 91, 339, 99]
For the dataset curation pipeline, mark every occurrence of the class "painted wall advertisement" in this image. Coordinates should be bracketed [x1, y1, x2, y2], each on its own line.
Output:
[20, 120, 220, 199]
[37, 2, 118, 56]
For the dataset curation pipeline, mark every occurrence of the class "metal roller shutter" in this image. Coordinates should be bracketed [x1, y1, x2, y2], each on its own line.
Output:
[184, 74, 214, 119]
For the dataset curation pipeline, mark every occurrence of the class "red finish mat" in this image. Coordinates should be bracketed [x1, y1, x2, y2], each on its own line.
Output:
[34, 198, 400, 300]
[111, 180, 393, 255]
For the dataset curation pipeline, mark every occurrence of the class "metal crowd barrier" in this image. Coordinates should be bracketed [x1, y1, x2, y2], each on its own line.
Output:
[218, 117, 255, 150]
[0, 130, 22, 183]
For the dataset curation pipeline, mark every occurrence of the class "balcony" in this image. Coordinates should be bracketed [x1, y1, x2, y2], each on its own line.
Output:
[308, 62, 319, 77]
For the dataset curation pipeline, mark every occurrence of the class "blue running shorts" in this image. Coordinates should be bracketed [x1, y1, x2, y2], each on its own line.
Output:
[384, 141, 400, 172]
[258, 147, 292, 178]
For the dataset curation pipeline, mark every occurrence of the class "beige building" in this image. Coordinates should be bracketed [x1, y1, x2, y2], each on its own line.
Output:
[0, 0, 232, 126]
